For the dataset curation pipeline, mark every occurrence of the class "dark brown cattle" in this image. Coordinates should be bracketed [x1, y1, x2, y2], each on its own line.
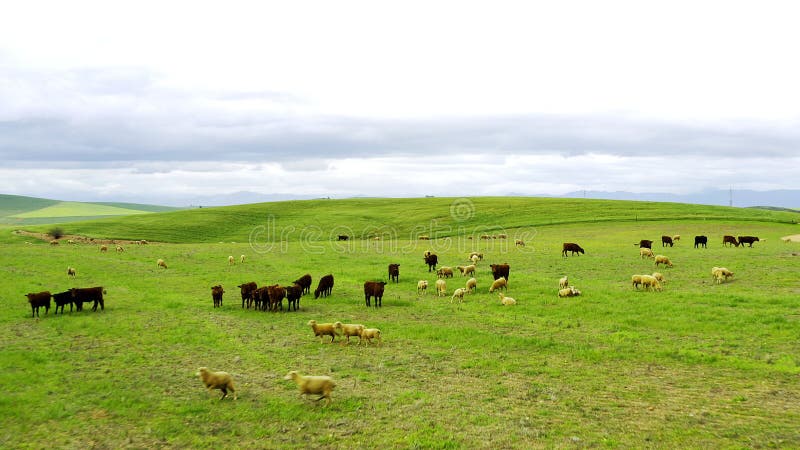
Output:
[722, 235, 739, 247]
[661, 236, 673, 247]
[70, 287, 105, 311]
[285, 284, 302, 311]
[26, 291, 51, 317]
[424, 253, 438, 272]
[293, 274, 312, 295]
[638, 239, 653, 249]
[252, 286, 269, 311]
[51, 291, 73, 314]
[364, 281, 387, 307]
[314, 274, 334, 299]
[267, 284, 286, 312]
[694, 235, 708, 248]
[490, 263, 510, 281]
[738, 236, 760, 247]
[211, 285, 224, 308]
[388, 263, 400, 283]
[337, 235, 349, 241]
[237, 282, 257, 308]
[562, 243, 585, 257]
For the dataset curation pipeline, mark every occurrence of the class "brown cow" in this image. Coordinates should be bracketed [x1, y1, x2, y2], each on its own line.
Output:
[26, 291, 51, 317]
[267, 284, 286, 312]
[285, 284, 302, 311]
[314, 274, 334, 299]
[388, 263, 400, 283]
[423, 253, 438, 272]
[237, 282, 257, 308]
[70, 287, 106, 311]
[722, 235, 739, 247]
[211, 285, 224, 308]
[293, 274, 313, 295]
[490, 263, 510, 281]
[738, 236, 759, 247]
[364, 281, 387, 307]
[252, 286, 269, 311]
[562, 243, 585, 257]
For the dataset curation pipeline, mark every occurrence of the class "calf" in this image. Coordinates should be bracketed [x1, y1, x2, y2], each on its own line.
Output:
[423, 253, 438, 272]
[722, 235, 739, 247]
[661, 236, 673, 247]
[285, 284, 302, 311]
[293, 274, 313, 295]
[237, 282, 258, 308]
[211, 285, 224, 308]
[51, 291, 74, 314]
[562, 243, 585, 257]
[490, 263, 510, 281]
[694, 235, 708, 248]
[70, 287, 106, 311]
[26, 291, 51, 318]
[363, 281, 387, 307]
[267, 284, 286, 312]
[314, 274, 334, 299]
[252, 286, 269, 311]
[388, 263, 400, 283]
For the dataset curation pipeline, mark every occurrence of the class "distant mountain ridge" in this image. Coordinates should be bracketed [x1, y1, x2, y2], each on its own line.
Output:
[557, 189, 799, 210]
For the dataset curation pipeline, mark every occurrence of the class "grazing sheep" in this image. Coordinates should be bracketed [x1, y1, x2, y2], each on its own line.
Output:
[457, 264, 476, 277]
[358, 328, 382, 346]
[558, 275, 568, 289]
[652, 272, 666, 284]
[468, 252, 484, 261]
[672, 235, 681, 242]
[197, 367, 237, 400]
[488, 277, 507, 293]
[50, 240, 59, 246]
[558, 286, 581, 298]
[654, 255, 673, 268]
[308, 320, 339, 343]
[419, 235, 430, 240]
[211, 285, 224, 307]
[435, 279, 447, 297]
[228, 255, 235, 265]
[712, 267, 734, 284]
[67, 267, 76, 277]
[436, 267, 454, 279]
[451, 287, 467, 303]
[116, 245, 124, 252]
[640, 248, 655, 259]
[240, 254, 246, 263]
[465, 277, 477, 294]
[417, 280, 428, 295]
[283, 371, 336, 407]
[497, 233, 508, 239]
[631, 275, 643, 289]
[100, 245, 108, 252]
[157, 258, 167, 269]
[499, 292, 516, 306]
[67, 239, 75, 245]
[470, 255, 480, 265]
[515, 239, 525, 247]
[334, 322, 365, 345]
[640, 275, 662, 291]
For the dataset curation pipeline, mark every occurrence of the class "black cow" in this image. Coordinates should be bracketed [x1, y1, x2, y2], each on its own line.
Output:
[738, 236, 760, 247]
[694, 235, 708, 248]
[490, 263, 510, 281]
[26, 291, 51, 317]
[638, 239, 654, 249]
[211, 285, 224, 308]
[293, 274, 312, 295]
[314, 274, 334, 299]
[337, 235, 349, 241]
[51, 291, 74, 314]
[424, 253, 438, 272]
[661, 236, 673, 247]
[285, 284, 302, 311]
[388, 264, 400, 283]
[70, 287, 105, 311]
[364, 281, 387, 307]
[562, 243, 585, 257]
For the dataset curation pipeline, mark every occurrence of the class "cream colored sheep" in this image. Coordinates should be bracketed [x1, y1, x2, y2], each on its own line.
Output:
[652, 272, 665, 284]
[654, 255, 673, 268]
[558, 286, 581, 297]
[100, 245, 108, 252]
[334, 322, 365, 345]
[50, 240, 59, 246]
[712, 267, 734, 284]
[640, 248, 655, 259]
[451, 287, 466, 303]
[499, 292, 516, 305]
[228, 255, 235, 265]
[470, 255, 480, 265]
[515, 239, 525, 247]
[468, 252, 484, 261]
[640, 275, 662, 291]
[284, 371, 336, 407]
[308, 320, 339, 343]
[157, 258, 167, 269]
[437, 267, 454, 279]
[435, 279, 446, 297]
[197, 367, 237, 400]
[67, 267, 76, 277]
[417, 280, 428, 295]
[240, 254, 246, 263]
[465, 277, 477, 294]
[672, 235, 681, 242]
[632, 274, 643, 289]
[489, 277, 507, 293]
[116, 245, 125, 252]
[559, 276, 569, 289]
[457, 265, 476, 277]
[358, 328, 382, 346]
[67, 239, 75, 245]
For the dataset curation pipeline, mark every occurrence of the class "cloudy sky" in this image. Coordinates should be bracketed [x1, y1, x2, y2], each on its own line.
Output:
[1, 1, 799, 206]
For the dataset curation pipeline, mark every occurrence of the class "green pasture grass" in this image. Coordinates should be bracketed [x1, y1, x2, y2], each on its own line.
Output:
[10, 201, 156, 219]
[2, 199, 800, 448]
[0, 194, 59, 221]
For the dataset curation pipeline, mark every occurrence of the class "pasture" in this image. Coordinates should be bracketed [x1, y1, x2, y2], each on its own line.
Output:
[2, 198, 799, 448]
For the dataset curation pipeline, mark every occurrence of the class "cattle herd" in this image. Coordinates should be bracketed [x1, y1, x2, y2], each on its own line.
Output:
[25, 287, 106, 318]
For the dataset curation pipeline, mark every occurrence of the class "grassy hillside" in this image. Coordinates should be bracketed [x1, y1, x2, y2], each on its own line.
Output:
[28, 197, 800, 243]
[0, 194, 178, 225]
[0, 194, 59, 218]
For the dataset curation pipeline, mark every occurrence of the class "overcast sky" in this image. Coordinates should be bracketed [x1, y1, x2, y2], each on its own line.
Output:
[1, 1, 799, 206]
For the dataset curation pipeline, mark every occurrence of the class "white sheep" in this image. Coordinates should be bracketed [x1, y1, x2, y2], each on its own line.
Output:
[558, 275, 569, 289]
[499, 292, 516, 306]
[283, 371, 336, 407]
[654, 255, 673, 268]
[457, 265, 476, 277]
[465, 277, 477, 293]
[640, 248, 655, 259]
[640, 275, 662, 291]
[652, 272, 666, 284]
[417, 280, 428, 295]
[631, 274, 643, 289]
[67, 267, 76, 277]
[157, 258, 167, 269]
[469, 251, 484, 261]
[712, 267, 734, 284]
[116, 245, 125, 252]
[333, 322, 365, 345]
[240, 254, 246, 263]
[358, 328, 382, 346]
[437, 267, 454, 279]
[470, 254, 480, 265]
[228, 255, 235, 265]
[558, 286, 581, 297]
[197, 367, 237, 400]
[435, 279, 447, 297]
[488, 277, 507, 293]
[515, 239, 525, 247]
[100, 245, 108, 252]
[308, 320, 339, 343]
[672, 235, 681, 242]
[451, 287, 466, 303]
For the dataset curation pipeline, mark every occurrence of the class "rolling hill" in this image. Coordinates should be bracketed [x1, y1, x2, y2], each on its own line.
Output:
[0, 194, 179, 225]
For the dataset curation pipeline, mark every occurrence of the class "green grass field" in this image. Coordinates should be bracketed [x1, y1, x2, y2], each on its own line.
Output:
[2, 197, 799, 448]
[0, 195, 179, 225]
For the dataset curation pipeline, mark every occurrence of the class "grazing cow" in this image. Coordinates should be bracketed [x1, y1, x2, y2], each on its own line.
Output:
[738, 236, 760, 247]
[237, 282, 258, 308]
[314, 274, 335, 299]
[293, 274, 313, 295]
[694, 235, 708, 248]
[211, 285, 224, 308]
[70, 287, 106, 311]
[661, 236, 673, 247]
[337, 235, 349, 241]
[423, 253, 438, 272]
[490, 263, 510, 281]
[363, 281, 387, 307]
[722, 235, 739, 247]
[419, 235, 430, 240]
[51, 291, 74, 314]
[267, 284, 286, 312]
[638, 239, 653, 249]
[562, 243, 585, 257]
[388, 263, 400, 283]
[285, 284, 302, 311]
[25, 291, 51, 317]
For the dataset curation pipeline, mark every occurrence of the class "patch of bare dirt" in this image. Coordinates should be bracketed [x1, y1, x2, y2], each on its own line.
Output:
[12, 230, 152, 245]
